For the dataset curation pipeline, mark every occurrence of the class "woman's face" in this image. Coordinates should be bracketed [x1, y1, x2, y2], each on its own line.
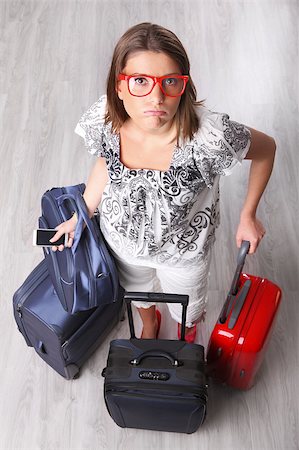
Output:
[117, 51, 182, 135]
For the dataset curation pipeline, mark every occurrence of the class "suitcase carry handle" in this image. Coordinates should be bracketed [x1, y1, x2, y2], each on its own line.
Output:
[130, 350, 180, 367]
[57, 192, 99, 253]
[219, 240, 250, 324]
[124, 292, 189, 341]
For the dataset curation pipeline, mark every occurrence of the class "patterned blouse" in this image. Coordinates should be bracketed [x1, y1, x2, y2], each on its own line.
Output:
[75, 95, 251, 268]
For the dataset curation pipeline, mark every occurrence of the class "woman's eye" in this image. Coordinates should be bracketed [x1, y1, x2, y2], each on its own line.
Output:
[134, 77, 148, 85]
[165, 78, 177, 86]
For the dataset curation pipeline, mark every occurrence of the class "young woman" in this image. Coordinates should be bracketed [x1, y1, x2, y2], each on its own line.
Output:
[50, 23, 276, 343]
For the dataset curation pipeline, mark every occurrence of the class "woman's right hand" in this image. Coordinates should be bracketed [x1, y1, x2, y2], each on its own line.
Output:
[50, 214, 78, 252]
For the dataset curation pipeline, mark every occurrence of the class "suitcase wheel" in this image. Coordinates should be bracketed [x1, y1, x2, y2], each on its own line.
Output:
[65, 363, 80, 380]
[72, 371, 80, 380]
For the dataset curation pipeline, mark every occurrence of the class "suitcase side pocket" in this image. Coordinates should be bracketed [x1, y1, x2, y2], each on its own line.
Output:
[62, 299, 123, 366]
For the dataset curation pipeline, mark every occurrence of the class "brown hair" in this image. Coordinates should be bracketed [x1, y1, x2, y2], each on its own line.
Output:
[105, 22, 205, 141]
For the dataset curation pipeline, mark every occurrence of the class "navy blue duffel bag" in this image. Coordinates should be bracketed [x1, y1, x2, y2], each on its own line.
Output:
[39, 183, 121, 314]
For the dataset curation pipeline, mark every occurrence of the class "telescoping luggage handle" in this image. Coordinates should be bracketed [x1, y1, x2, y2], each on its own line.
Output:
[124, 292, 189, 341]
[219, 240, 250, 324]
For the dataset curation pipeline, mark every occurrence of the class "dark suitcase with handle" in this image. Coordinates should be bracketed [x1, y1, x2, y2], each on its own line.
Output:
[102, 292, 208, 434]
[13, 260, 124, 379]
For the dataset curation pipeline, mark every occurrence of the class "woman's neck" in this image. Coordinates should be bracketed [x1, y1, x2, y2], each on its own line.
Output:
[122, 118, 178, 145]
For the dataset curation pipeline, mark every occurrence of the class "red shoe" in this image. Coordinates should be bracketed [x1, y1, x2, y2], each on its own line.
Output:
[155, 309, 161, 338]
[178, 323, 197, 343]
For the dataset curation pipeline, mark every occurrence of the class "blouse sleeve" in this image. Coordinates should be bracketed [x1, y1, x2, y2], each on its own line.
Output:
[193, 109, 252, 188]
[74, 94, 107, 158]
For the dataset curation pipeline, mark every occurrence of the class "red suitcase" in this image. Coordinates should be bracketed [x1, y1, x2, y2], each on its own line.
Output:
[207, 241, 282, 390]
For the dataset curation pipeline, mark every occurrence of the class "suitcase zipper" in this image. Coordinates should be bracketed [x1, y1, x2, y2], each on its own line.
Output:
[15, 304, 31, 344]
[61, 340, 68, 349]
[94, 212, 119, 302]
[14, 262, 48, 342]
[83, 216, 117, 307]
[15, 262, 48, 314]
[105, 382, 208, 396]
[105, 388, 208, 404]
[84, 239, 95, 308]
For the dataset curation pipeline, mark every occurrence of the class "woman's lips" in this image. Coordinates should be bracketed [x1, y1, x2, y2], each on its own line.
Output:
[144, 110, 167, 116]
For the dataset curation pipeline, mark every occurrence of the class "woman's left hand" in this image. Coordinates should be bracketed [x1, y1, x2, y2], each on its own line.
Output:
[236, 215, 266, 254]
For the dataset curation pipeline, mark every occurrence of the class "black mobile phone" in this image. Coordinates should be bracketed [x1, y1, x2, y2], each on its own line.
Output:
[32, 229, 68, 247]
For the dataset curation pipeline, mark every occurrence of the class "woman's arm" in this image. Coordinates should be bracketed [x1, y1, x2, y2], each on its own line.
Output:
[82, 156, 109, 218]
[236, 127, 276, 253]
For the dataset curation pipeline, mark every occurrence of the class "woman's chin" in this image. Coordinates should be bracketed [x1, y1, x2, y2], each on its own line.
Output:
[141, 115, 171, 131]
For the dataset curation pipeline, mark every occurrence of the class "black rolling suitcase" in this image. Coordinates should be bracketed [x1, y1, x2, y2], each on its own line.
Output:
[102, 292, 208, 434]
[13, 260, 124, 379]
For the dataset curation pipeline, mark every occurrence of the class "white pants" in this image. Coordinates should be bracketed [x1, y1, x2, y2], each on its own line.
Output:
[112, 252, 212, 328]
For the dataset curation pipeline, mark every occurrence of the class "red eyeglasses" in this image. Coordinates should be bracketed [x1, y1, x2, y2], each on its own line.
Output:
[118, 73, 189, 97]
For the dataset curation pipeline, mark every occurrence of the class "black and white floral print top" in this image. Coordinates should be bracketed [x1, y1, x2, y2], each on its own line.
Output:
[75, 95, 251, 267]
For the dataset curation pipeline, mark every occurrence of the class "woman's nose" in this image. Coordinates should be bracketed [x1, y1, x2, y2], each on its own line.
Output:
[149, 82, 165, 103]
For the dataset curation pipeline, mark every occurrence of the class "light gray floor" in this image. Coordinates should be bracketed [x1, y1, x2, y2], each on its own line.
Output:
[0, 1, 298, 449]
